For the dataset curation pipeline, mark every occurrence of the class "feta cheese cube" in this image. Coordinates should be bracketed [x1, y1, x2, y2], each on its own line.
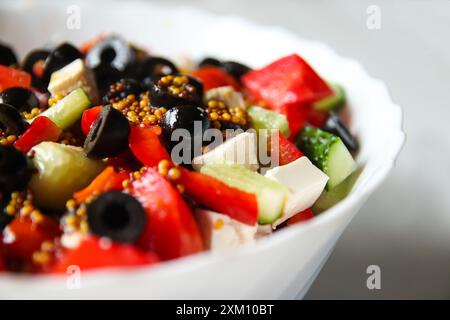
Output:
[48, 58, 99, 102]
[196, 209, 257, 250]
[265, 156, 328, 227]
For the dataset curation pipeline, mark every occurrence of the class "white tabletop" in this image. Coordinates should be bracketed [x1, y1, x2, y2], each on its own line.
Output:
[160, 0, 450, 299]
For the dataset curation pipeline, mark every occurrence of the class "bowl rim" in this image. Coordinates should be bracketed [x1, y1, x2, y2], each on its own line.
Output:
[0, 1, 405, 286]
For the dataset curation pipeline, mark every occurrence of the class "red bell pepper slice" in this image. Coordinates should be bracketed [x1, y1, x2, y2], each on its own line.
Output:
[2, 215, 61, 263]
[51, 236, 160, 273]
[178, 168, 258, 226]
[130, 168, 203, 260]
[0, 65, 31, 91]
[286, 208, 314, 226]
[272, 131, 304, 166]
[81, 105, 103, 135]
[129, 126, 170, 167]
[73, 166, 130, 204]
[14, 116, 62, 153]
[192, 66, 240, 91]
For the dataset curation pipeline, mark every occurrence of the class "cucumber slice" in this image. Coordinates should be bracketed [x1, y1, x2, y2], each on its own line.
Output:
[312, 167, 361, 214]
[200, 164, 288, 225]
[313, 83, 345, 112]
[33, 88, 91, 129]
[247, 106, 290, 138]
[296, 126, 356, 190]
[29, 142, 104, 209]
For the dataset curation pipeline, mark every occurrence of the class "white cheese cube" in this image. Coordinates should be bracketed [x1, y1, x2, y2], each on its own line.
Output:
[48, 58, 99, 102]
[196, 209, 257, 250]
[192, 132, 259, 171]
[204, 86, 245, 109]
[265, 157, 329, 227]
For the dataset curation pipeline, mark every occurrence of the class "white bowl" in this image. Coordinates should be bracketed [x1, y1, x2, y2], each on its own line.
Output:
[0, 0, 405, 299]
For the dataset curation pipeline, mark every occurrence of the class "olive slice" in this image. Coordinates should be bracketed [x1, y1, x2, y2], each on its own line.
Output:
[0, 103, 28, 136]
[0, 87, 39, 112]
[0, 42, 18, 66]
[322, 111, 359, 152]
[222, 61, 251, 79]
[87, 191, 147, 243]
[137, 56, 179, 87]
[43, 43, 83, 82]
[0, 145, 34, 194]
[198, 57, 222, 69]
[83, 105, 130, 159]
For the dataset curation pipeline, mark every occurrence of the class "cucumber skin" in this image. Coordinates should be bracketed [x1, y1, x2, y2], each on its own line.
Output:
[247, 106, 291, 138]
[200, 164, 288, 225]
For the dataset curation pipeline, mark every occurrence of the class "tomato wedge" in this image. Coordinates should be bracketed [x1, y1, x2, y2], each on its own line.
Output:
[130, 168, 203, 260]
[81, 106, 103, 135]
[73, 166, 130, 204]
[178, 168, 258, 226]
[272, 131, 304, 166]
[192, 66, 240, 91]
[14, 116, 62, 153]
[51, 236, 160, 273]
[0, 65, 31, 91]
[129, 126, 170, 167]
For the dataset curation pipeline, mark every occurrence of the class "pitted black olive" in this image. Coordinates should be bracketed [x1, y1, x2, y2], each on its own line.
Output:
[222, 61, 251, 79]
[136, 56, 179, 87]
[84, 105, 130, 159]
[92, 63, 123, 93]
[87, 191, 147, 243]
[198, 57, 221, 69]
[21, 49, 51, 91]
[322, 111, 359, 152]
[0, 42, 18, 66]
[0, 145, 34, 194]
[102, 78, 143, 104]
[0, 87, 39, 113]
[149, 74, 203, 109]
[86, 35, 136, 73]
[43, 43, 83, 82]
[0, 103, 28, 136]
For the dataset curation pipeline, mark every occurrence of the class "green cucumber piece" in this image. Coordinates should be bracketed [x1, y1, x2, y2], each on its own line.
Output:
[29, 142, 104, 209]
[33, 88, 91, 129]
[313, 83, 345, 112]
[248, 106, 290, 138]
[296, 126, 356, 190]
[200, 164, 288, 225]
[312, 167, 361, 214]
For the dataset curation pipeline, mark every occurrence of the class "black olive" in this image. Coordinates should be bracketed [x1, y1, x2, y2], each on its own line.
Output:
[84, 105, 130, 159]
[222, 61, 252, 79]
[0, 192, 13, 231]
[322, 111, 359, 152]
[135, 56, 179, 86]
[87, 191, 146, 243]
[0, 87, 39, 113]
[21, 49, 51, 92]
[0, 103, 28, 136]
[149, 74, 203, 109]
[0, 146, 34, 194]
[43, 43, 83, 83]
[0, 42, 18, 66]
[198, 57, 222, 69]
[93, 63, 123, 93]
[86, 36, 136, 73]
[102, 78, 143, 104]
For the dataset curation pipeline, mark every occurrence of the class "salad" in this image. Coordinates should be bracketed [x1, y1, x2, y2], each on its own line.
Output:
[0, 35, 359, 273]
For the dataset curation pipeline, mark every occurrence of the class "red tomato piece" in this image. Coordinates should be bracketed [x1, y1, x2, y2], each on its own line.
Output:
[192, 66, 240, 91]
[81, 106, 103, 135]
[129, 126, 170, 168]
[272, 131, 304, 166]
[0, 65, 31, 91]
[130, 168, 203, 260]
[73, 166, 130, 204]
[51, 236, 160, 273]
[178, 168, 258, 226]
[14, 116, 62, 153]
[286, 208, 315, 226]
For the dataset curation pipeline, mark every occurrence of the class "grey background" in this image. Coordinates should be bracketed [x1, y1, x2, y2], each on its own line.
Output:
[154, 0, 450, 299]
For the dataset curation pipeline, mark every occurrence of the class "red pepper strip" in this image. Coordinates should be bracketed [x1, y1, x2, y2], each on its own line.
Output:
[272, 131, 304, 166]
[178, 168, 258, 226]
[0, 65, 31, 91]
[73, 166, 130, 204]
[51, 236, 160, 273]
[129, 126, 170, 167]
[286, 208, 314, 226]
[192, 66, 240, 91]
[81, 105, 103, 136]
[14, 116, 62, 153]
[130, 168, 203, 260]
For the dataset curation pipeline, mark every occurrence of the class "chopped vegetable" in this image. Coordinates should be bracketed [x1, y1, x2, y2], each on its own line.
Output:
[14, 116, 61, 152]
